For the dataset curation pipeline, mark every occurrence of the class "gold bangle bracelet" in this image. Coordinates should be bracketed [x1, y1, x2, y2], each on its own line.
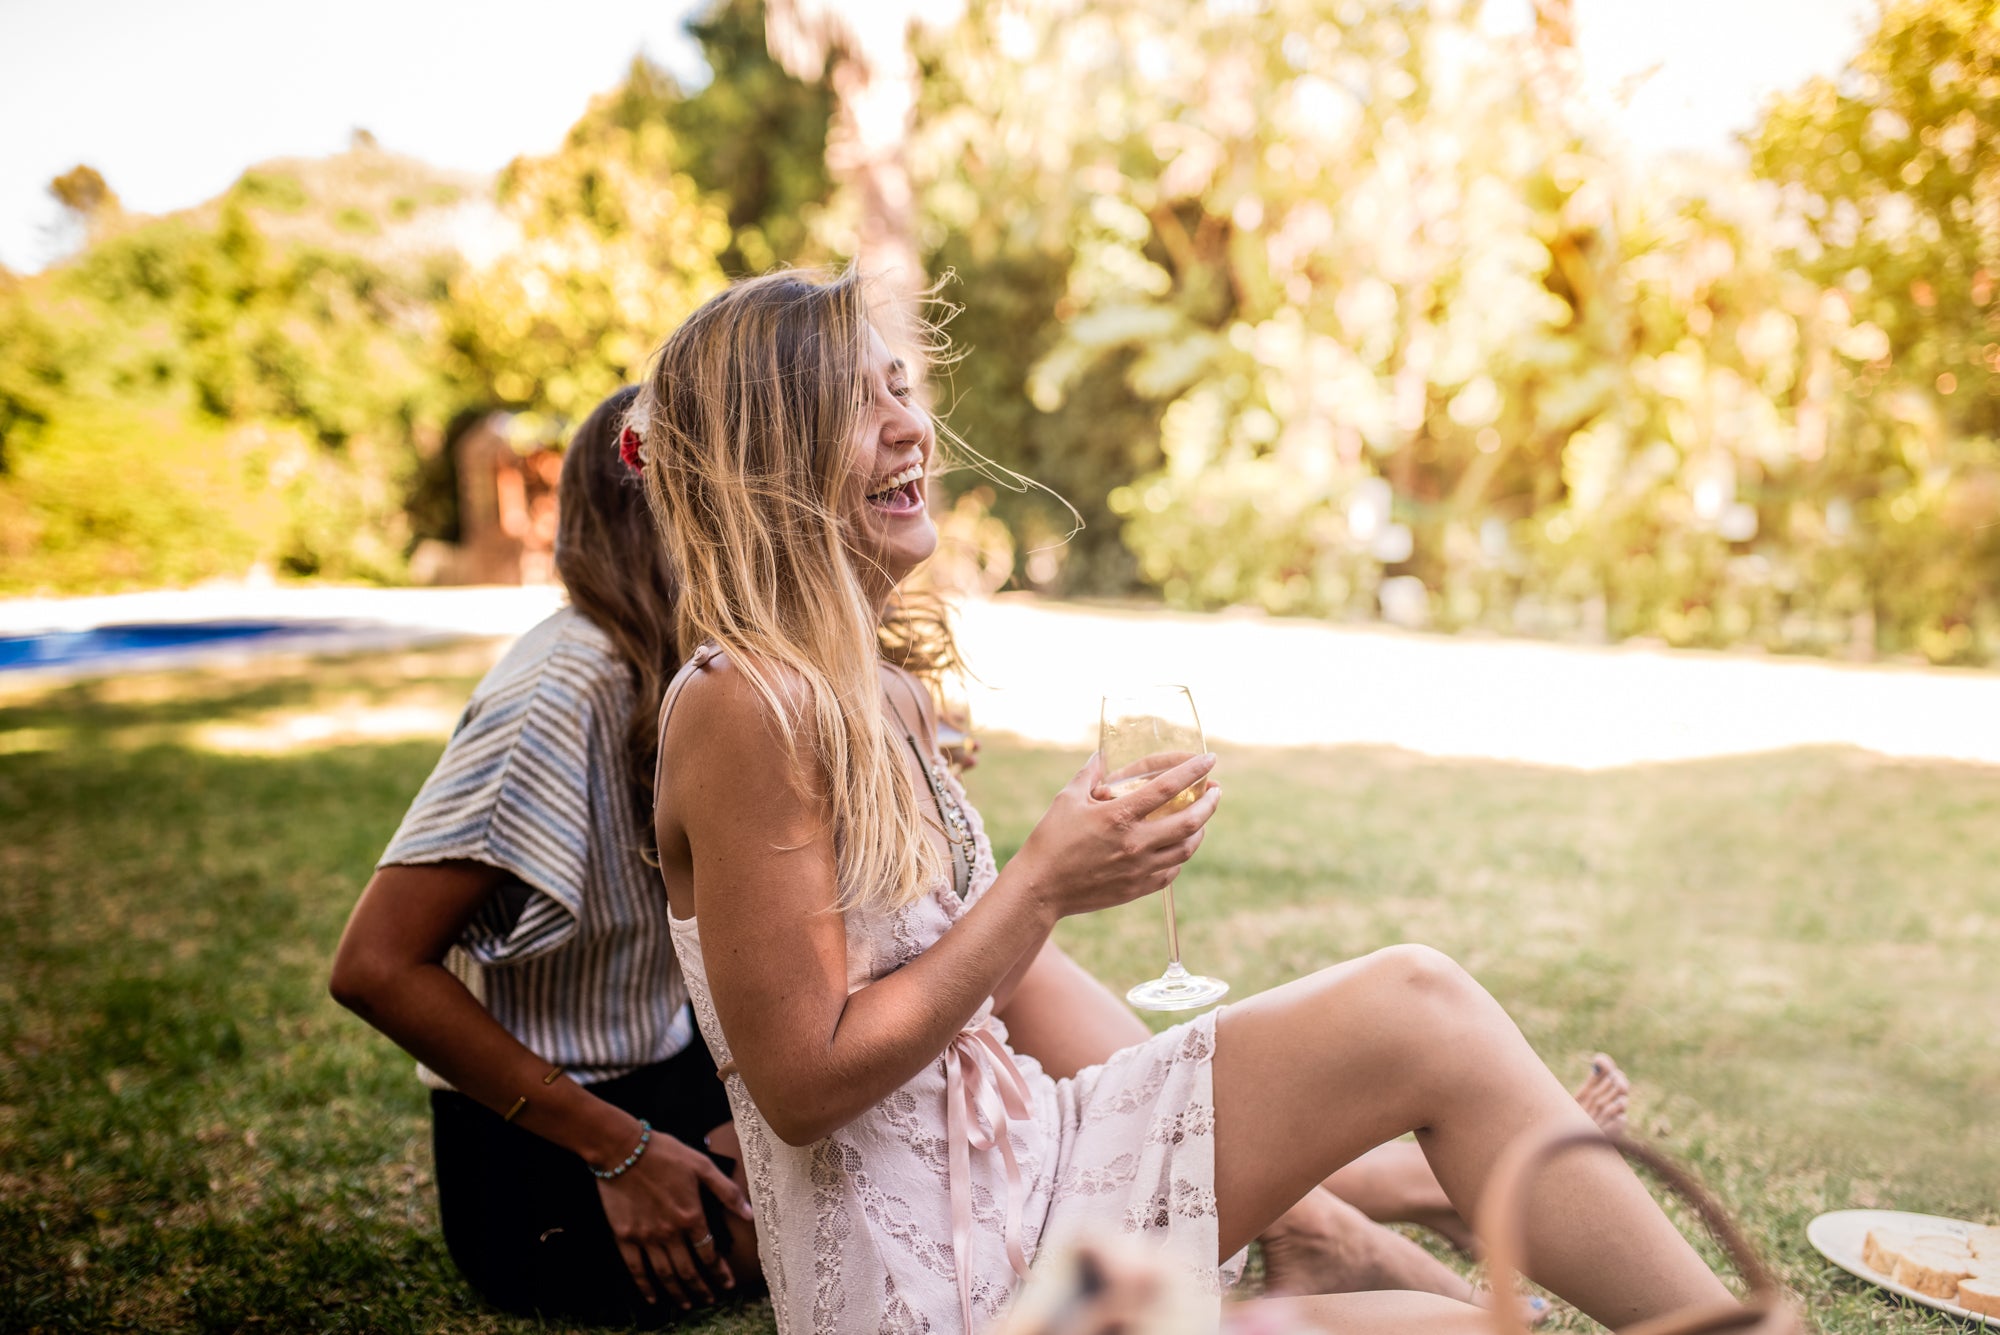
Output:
[499, 1067, 562, 1123]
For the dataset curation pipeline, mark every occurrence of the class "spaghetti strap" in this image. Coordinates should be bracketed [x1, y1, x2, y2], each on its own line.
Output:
[889, 669, 935, 749]
[652, 643, 719, 805]
[884, 667, 975, 901]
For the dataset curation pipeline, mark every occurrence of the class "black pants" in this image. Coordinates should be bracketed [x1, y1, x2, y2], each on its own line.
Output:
[429, 1033, 738, 1328]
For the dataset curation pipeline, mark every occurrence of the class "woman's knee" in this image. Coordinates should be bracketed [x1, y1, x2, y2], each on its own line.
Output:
[1341, 944, 1498, 1037]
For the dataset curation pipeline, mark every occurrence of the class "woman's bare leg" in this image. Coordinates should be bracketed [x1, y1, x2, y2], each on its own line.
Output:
[1323, 1142, 1478, 1252]
[1259, 1187, 1475, 1299]
[1238, 1290, 1490, 1333]
[1212, 946, 1733, 1330]
[1325, 1056, 1634, 1252]
[1005, 943, 1483, 1304]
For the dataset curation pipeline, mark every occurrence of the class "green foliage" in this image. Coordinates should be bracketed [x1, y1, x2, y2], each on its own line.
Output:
[927, 239, 1163, 591]
[442, 59, 732, 436]
[670, 0, 837, 274]
[1746, 0, 2000, 662]
[233, 169, 309, 213]
[3, 0, 1995, 663]
[0, 402, 272, 592]
[914, 0, 2000, 661]
[0, 197, 452, 590]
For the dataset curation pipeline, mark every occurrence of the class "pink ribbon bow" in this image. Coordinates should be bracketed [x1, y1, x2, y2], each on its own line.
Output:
[944, 1014, 1034, 1333]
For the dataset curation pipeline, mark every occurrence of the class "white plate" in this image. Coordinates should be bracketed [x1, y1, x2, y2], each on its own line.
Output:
[1807, 1208, 1997, 1326]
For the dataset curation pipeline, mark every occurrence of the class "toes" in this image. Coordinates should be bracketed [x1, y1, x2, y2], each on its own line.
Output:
[1475, 1289, 1552, 1327]
[1572, 1054, 1633, 1134]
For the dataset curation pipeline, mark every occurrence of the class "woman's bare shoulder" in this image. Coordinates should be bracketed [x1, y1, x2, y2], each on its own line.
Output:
[665, 650, 817, 791]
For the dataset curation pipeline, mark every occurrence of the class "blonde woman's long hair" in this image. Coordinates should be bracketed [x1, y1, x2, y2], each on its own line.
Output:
[634, 268, 959, 912]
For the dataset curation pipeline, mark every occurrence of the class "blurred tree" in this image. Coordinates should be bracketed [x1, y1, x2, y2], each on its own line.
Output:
[670, 0, 835, 274]
[912, 0, 1994, 662]
[1751, 0, 2000, 440]
[0, 200, 451, 589]
[49, 165, 119, 220]
[766, 0, 953, 296]
[442, 69, 731, 435]
[1748, 0, 2000, 662]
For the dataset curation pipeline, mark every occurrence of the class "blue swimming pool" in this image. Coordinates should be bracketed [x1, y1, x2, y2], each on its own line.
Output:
[0, 621, 326, 670]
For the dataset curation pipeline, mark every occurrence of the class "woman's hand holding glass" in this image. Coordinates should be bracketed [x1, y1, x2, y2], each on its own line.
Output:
[1099, 687, 1228, 1009]
[1010, 750, 1221, 923]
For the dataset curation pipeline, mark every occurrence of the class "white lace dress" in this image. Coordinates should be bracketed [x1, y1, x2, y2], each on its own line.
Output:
[665, 761, 1242, 1334]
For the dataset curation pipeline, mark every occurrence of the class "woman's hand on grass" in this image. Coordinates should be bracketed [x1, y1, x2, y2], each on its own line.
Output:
[1011, 751, 1220, 921]
[595, 1126, 753, 1309]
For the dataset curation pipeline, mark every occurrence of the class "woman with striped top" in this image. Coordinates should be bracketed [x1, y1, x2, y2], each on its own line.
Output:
[331, 388, 758, 1327]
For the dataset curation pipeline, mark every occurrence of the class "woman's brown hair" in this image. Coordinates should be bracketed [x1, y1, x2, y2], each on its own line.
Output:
[555, 385, 681, 846]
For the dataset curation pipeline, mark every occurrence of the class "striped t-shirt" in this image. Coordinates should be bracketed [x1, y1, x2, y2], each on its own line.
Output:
[380, 606, 693, 1088]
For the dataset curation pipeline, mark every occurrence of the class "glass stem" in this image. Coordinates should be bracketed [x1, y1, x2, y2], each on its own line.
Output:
[1162, 883, 1182, 967]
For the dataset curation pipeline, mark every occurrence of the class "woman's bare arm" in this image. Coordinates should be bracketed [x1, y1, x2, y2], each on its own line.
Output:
[662, 658, 1217, 1147]
[329, 862, 750, 1306]
[330, 862, 645, 1165]
[997, 942, 1152, 1080]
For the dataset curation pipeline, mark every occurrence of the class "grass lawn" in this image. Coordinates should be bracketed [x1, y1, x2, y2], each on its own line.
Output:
[2, 642, 1995, 1333]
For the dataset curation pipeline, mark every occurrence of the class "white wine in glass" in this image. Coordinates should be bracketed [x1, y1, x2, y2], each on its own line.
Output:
[1100, 687, 1229, 1011]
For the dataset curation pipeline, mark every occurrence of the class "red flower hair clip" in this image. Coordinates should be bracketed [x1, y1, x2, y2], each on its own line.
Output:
[618, 425, 644, 475]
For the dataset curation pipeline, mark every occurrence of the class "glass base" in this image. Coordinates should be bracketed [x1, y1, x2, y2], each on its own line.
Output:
[1126, 961, 1229, 1012]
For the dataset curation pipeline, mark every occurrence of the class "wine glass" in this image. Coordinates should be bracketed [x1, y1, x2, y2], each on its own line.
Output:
[1100, 687, 1229, 1011]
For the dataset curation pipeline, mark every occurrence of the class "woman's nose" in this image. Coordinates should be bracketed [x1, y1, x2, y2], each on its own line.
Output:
[885, 398, 929, 451]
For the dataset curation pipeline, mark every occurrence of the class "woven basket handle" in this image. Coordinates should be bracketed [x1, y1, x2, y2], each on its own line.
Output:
[1478, 1128, 1797, 1335]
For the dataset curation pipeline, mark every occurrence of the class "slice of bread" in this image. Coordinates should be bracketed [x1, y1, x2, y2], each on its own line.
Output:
[1894, 1246, 1978, 1299]
[1969, 1225, 2000, 1260]
[1957, 1275, 2000, 1318]
[1863, 1228, 1917, 1274]
[1911, 1233, 1974, 1260]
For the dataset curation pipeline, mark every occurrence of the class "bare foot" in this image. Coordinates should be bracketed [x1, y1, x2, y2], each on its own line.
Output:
[1260, 1190, 1475, 1300]
[1573, 1053, 1631, 1137]
[1258, 1196, 1555, 1329]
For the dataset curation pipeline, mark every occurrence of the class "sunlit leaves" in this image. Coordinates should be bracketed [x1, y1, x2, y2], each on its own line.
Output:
[919, 0, 2000, 662]
[443, 76, 731, 431]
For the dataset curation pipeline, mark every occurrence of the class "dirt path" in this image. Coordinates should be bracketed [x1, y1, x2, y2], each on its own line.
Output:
[954, 598, 2000, 769]
[6, 586, 1995, 768]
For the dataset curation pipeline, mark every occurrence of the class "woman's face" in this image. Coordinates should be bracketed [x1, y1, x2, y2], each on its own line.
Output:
[849, 324, 938, 591]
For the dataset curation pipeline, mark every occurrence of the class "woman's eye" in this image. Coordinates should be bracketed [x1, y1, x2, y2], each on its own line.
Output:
[890, 383, 911, 400]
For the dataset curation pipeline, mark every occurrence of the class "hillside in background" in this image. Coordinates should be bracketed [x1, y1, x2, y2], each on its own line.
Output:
[206, 139, 504, 273]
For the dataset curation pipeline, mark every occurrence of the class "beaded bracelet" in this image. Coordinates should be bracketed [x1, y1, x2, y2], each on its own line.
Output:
[592, 1120, 652, 1181]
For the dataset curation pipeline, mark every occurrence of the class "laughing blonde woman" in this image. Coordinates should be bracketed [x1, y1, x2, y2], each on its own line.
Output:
[637, 268, 1736, 1334]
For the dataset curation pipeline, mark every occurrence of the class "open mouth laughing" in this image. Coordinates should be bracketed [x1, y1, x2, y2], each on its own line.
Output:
[865, 462, 926, 514]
